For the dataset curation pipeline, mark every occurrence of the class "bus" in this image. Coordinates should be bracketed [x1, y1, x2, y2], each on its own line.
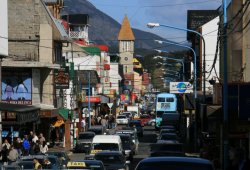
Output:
[155, 93, 180, 129]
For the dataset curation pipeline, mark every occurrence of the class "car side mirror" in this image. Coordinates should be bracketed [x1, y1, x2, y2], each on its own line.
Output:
[126, 160, 131, 164]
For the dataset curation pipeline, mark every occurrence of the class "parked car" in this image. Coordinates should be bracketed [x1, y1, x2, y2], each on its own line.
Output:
[116, 133, 136, 161]
[46, 151, 70, 166]
[158, 132, 179, 142]
[75, 131, 95, 153]
[135, 157, 214, 170]
[159, 128, 177, 136]
[116, 115, 129, 125]
[128, 120, 144, 137]
[66, 160, 105, 170]
[94, 151, 130, 170]
[121, 111, 133, 120]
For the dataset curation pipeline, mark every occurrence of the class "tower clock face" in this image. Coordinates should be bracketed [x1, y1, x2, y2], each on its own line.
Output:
[125, 57, 128, 61]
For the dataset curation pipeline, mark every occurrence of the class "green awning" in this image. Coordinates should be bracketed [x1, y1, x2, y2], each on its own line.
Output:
[81, 46, 101, 55]
[59, 108, 69, 120]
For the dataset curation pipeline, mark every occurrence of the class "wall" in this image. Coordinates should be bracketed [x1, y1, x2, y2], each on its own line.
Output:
[201, 16, 220, 94]
[110, 63, 122, 95]
[0, 0, 8, 56]
[243, 0, 250, 82]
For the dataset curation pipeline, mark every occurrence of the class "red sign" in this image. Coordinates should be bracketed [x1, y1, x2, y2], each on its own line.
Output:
[85, 96, 101, 103]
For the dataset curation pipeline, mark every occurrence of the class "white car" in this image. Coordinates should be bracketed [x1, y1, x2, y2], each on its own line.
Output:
[116, 115, 129, 125]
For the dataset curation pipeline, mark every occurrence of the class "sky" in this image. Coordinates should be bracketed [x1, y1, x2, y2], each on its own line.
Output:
[88, 0, 222, 42]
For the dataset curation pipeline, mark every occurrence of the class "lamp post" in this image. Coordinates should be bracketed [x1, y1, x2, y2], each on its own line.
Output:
[154, 41, 197, 99]
[147, 23, 205, 102]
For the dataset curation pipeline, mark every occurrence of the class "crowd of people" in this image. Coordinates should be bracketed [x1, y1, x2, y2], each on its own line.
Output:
[0, 131, 48, 166]
[90, 114, 116, 129]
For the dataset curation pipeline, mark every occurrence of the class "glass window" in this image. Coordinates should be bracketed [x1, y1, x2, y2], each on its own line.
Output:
[158, 97, 165, 102]
[93, 143, 119, 151]
[166, 98, 174, 102]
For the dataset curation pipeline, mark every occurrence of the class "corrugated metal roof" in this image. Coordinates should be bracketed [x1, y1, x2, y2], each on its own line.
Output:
[118, 15, 135, 41]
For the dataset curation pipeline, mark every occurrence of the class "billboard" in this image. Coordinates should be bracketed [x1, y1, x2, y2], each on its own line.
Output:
[1, 68, 32, 104]
[170, 82, 193, 94]
[54, 66, 69, 89]
[0, 0, 8, 56]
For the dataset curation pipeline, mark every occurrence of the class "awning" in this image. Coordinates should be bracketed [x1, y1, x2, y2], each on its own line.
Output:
[207, 105, 222, 117]
[53, 120, 64, 127]
[0, 103, 40, 112]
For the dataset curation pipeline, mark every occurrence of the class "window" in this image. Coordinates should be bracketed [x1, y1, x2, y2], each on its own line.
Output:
[158, 97, 165, 102]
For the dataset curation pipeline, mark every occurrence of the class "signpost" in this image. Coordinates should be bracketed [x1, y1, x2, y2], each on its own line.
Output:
[107, 103, 113, 115]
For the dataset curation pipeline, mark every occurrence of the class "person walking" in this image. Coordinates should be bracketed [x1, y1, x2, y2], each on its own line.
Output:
[2, 139, 10, 165]
[7, 145, 18, 164]
[14, 137, 22, 157]
[22, 135, 30, 156]
[39, 133, 46, 144]
[40, 141, 48, 154]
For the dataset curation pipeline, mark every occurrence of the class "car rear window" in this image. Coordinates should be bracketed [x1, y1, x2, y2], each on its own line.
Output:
[117, 115, 126, 119]
[79, 133, 95, 139]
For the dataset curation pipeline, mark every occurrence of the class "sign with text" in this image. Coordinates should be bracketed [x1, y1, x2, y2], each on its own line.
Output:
[54, 67, 69, 89]
[170, 82, 193, 94]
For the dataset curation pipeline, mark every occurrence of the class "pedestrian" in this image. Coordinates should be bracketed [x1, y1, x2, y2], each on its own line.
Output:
[2, 139, 10, 165]
[22, 135, 30, 156]
[81, 118, 86, 132]
[101, 116, 107, 128]
[32, 132, 39, 143]
[33, 140, 40, 155]
[7, 145, 18, 164]
[33, 158, 42, 169]
[39, 141, 48, 154]
[29, 131, 33, 143]
[39, 133, 46, 144]
[14, 137, 22, 157]
[91, 116, 96, 126]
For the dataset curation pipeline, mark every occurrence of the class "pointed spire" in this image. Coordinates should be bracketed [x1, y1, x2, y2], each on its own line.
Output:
[118, 15, 135, 41]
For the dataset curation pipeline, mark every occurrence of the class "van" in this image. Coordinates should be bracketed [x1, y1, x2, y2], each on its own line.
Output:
[90, 135, 123, 156]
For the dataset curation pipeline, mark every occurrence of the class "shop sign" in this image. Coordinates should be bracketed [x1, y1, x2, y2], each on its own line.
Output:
[17, 111, 39, 124]
[54, 67, 69, 89]
[85, 96, 101, 103]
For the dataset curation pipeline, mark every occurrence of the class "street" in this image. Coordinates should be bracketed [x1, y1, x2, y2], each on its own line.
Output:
[68, 126, 157, 169]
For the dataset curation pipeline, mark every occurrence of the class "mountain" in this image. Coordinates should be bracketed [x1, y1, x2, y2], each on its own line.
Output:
[63, 0, 184, 52]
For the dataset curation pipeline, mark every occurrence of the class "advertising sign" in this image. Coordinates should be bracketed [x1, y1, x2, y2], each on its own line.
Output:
[170, 82, 193, 94]
[1, 68, 32, 104]
[54, 67, 69, 89]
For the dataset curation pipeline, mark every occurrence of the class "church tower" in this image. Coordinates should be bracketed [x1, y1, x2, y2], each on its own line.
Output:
[118, 15, 135, 74]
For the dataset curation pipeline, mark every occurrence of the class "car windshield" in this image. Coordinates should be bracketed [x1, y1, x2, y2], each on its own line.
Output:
[117, 115, 126, 119]
[95, 154, 124, 164]
[79, 133, 95, 140]
[93, 143, 119, 151]
[136, 162, 213, 170]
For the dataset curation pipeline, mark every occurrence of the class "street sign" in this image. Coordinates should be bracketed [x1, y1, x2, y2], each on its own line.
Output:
[107, 103, 113, 108]
[170, 82, 193, 93]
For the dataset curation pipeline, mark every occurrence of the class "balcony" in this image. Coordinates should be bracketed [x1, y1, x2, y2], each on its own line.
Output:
[69, 31, 88, 40]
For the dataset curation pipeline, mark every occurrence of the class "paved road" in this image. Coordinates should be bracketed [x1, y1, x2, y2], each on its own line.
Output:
[68, 125, 157, 170]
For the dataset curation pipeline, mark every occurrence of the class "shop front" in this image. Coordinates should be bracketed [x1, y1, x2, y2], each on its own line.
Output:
[0, 103, 40, 143]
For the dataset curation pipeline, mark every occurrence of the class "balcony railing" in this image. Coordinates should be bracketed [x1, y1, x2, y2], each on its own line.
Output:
[69, 31, 88, 40]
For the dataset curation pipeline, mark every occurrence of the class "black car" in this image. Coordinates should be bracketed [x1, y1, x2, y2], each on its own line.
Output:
[88, 125, 106, 135]
[150, 142, 185, 157]
[94, 151, 130, 170]
[67, 160, 105, 170]
[116, 134, 135, 161]
[47, 151, 70, 166]
[128, 120, 143, 137]
[135, 157, 214, 170]
[75, 131, 95, 153]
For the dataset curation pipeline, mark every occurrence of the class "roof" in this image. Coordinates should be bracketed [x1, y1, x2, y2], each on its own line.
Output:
[93, 135, 121, 143]
[139, 157, 212, 164]
[95, 151, 122, 156]
[80, 46, 101, 56]
[118, 15, 135, 41]
[0, 103, 40, 112]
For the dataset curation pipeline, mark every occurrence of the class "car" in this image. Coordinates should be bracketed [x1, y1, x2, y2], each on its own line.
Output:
[94, 151, 130, 170]
[20, 154, 63, 169]
[121, 112, 134, 120]
[160, 125, 176, 130]
[128, 120, 144, 137]
[46, 151, 70, 166]
[9, 161, 34, 169]
[87, 125, 106, 135]
[116, 115, 129, 125]
[134, 114, 152, 126]
[2, 165, 22, 170]
[159, 129, 177, 136]
[116, 133, 136, 161]
[135, 157, 214, 170]
[147, 119, 156, 126]
[150, 142, 185, 157]
[158, 132, 179, 142]
[74, 131, 95, 153]
[66, 160, 105, 170]
[116, 130, 139, 154]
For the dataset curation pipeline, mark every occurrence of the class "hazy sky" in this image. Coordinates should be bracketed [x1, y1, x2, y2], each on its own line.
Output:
[88, 0, 222, 42]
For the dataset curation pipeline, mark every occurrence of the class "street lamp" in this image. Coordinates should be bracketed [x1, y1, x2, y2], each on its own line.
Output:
[147, 23, 206, 102]
[154, 41, 197, 99]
